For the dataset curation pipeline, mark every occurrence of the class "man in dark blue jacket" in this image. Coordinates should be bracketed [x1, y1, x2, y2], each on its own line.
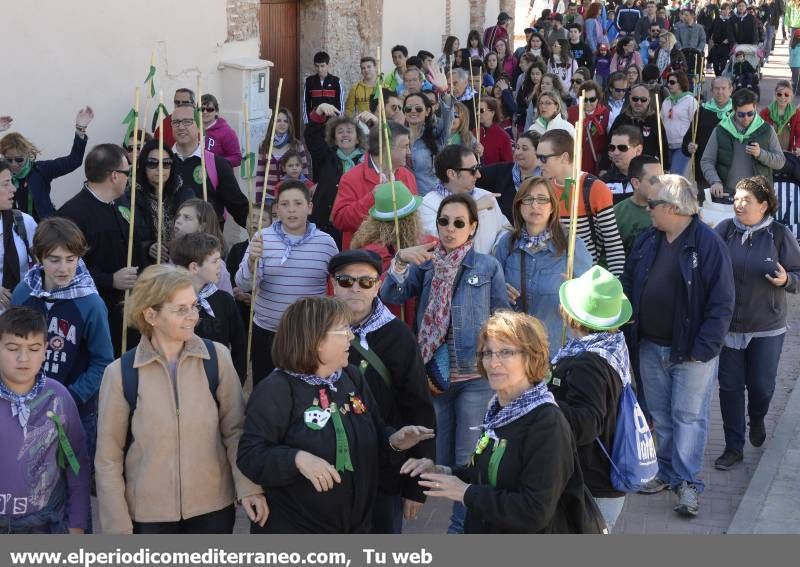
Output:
[621, 174, 734, 519]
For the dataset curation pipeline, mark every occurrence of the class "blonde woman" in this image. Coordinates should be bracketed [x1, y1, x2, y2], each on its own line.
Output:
[528, 92, 576, 137]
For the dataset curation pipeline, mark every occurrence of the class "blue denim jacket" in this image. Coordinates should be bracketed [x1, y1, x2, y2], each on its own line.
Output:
[410, 97, 454, 196]
[494, 232, 593, 358]
[379, 247, 509, 374]
[621, 216, 735, 363]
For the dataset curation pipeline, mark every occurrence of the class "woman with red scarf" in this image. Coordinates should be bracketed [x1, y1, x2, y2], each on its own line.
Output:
[567, 81, 610, 175]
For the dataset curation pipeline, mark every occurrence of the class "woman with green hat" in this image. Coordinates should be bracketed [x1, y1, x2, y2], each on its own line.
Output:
[351, 181, 428, 322]
[550, 265, 633, 532]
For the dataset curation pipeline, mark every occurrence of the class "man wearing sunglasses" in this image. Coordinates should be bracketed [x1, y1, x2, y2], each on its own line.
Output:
[601, 126, 644, 204]
[152, 88, 195, 149]
[328, 249, 435, 533]
[701, 88, 785, 200]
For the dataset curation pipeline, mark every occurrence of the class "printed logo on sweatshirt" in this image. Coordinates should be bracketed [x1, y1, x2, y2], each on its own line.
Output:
[0, 494, 28, 515]
[45, 317, 77, 375]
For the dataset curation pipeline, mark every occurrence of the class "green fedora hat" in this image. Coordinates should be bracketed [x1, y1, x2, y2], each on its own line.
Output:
[369, 181, 422, 221]
[559, 266, 632, 331]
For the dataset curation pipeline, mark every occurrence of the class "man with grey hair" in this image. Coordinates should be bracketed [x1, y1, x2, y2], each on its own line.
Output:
[621, 174, 734, 519]
[451, 67, 478, 130]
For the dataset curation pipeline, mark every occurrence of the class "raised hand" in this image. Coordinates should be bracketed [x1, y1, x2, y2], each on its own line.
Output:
[389, 425, 436, 451]
[397, 242, 437, 266]
[76, 106, 94, 128]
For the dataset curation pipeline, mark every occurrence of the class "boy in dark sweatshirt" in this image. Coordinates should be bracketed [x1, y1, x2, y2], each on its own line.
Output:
[171, 232, 247, 384]
[568, 24, 595, 72]
[11, 217, 114, 462]
[0, 306, 90, 533]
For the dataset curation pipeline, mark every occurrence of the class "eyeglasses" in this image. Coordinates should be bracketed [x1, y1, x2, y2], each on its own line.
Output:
[173, 100, 195, 107]
[112, 168, 131, 178]
[437, 217, 467, 228]
[334, 274, 380, 289]
[584, 96, 598, 103]
[736, 110, 756, 118]
[404, 105, 425, 113]
[3, 156, 26, 164]
[165, 303, 200, 317]
[646, 199, 670, 209]
[145, 158, 174, 169]
[536, 153, 559, 163]
[327, 327, 354, 338]
[631, 96, 649, 103]
[521, 196, 551, 206]
[172, 118, 195, 128]
[201, 106, 217, 113]
[608, 144, 630, 153]
[478, 349, 522, 361]
[455, 165, 480, 175]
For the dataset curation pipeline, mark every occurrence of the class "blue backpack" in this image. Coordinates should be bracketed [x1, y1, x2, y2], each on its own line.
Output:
[597, 382, 658, 492]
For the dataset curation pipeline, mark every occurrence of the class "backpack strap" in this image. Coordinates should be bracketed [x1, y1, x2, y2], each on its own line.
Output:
[11, 210, 32, 265]
[518, 247, 529, 314]
[582, 173, 599, 257]
[204, 150, 218, 190]
[772, 221, 786, 258]
[201, 338, 220, 406]
[350, 338, 392, 390]
[120, 347, 139, 452]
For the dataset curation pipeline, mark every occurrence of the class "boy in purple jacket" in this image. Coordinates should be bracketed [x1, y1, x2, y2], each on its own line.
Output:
[0, 306, 90, 533]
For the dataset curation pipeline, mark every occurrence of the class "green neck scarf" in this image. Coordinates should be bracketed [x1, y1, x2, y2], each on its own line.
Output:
[449, 132, 462, 145]
[336, 148, 364, 173]
[537, 115, 551, 127]
[11, 159, 32, 188]
[767, 100, 797, 134]
[702, 99, 733, 120]
[718, 113, 766, 143]
[668, 91, 693, 105]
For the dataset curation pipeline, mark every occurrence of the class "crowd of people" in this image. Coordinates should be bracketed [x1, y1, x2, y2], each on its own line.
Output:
[2, 0, 800, 536]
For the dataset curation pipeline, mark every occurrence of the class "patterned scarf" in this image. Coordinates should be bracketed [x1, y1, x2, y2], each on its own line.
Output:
[272, 220, 317, 265]
[351, 298, 395, 351]
[336, 148, 364, 173]
[552, 331, 633, 386]
[511, 163, 540, 190]
[273, 132, 290, 148]
[520, 227, 551, 249]
[11, 158, 33, 188]
[0, 372, 45, 429]
[459, 86, 477, 102]
[417, 241, 473, 363]
[23, 259, 97, 300]
[284, 368, 343, 392]
[702, 99, 733, 120]
[433, 181, 474, 199]
[197, 282, 218, 317]
[482, 381, 555, 440]
[767, 100, 797, 135]
[733, 215, 773, 245]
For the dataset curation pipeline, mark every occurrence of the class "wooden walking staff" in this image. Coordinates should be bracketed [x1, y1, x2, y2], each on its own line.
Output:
[448, 55, 454, 94]
[156, 90, 165, 264]
[688, 54, 705, 181]
[562, 94, 586, 346]
[376, 79, 403, 257]
[243, 100, 255, 208]
[197, 74, 208, 201]
[376, 46, 384, 175]
[655, 92, 665, 168]
[121, 88, 142, 353]
[245, 78, 283, 377]
[468, 58, 479, 145]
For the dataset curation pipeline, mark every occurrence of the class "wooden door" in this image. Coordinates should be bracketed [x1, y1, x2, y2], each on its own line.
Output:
[259, 0, 300, 122]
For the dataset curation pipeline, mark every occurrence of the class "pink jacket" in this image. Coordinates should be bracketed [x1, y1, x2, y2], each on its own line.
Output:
[204, 117, 243, 167]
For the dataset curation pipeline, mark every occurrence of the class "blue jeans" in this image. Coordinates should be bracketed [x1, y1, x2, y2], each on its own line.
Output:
[638, 341, 717, 490]
[670, 148, 690, 177]
[594, 496, 626, 532]
[432, 378, 493, 534]
[718, 334, 785, 452]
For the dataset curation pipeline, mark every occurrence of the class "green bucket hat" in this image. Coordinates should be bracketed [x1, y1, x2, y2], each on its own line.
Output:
[559, 266, 632, 331]
[369, 181, 422, 221]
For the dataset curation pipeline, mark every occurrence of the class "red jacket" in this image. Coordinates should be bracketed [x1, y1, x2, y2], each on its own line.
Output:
[479, 123, 514, 166]
[567, 104, 610, 176]
[153, 114, 176, 149]
[760, 106, 800, 153]
[331, 159, 418, 250]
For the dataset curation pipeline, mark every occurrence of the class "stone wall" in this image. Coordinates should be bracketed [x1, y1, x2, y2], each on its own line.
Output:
[227, 0, 260, 42]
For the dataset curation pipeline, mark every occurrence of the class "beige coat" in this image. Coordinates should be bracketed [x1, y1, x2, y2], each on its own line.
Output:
[95, 335, 262, 534]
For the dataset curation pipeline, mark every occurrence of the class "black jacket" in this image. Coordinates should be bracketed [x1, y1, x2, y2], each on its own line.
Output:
[172, 152, 249, 229]
[456, 403, 598, 533]
[195, 289, 247, 384]
[347, 318, 435, 502]
[710, 17, 735, 47]
[237, 366, 397, 533]
[304, 120, 346, 248]
[129, 181, 195, 268]
[732, 13, 760, 44]
[681, 105, 724, 197]
[610, 111, 671, 170]
[550, 352, 624, 498]
[478, 162, 515, 221]
[570, 41, 595, 72]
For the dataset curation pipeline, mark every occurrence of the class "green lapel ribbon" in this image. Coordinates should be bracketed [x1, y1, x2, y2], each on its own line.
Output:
[718, 113, 766, 143]
[144, 64, 156, 98]
[768, 100, 797, 134]
[240, 151, 256, 178]
[487, 438, 507, 488]
[121, 108, 138, 146]
[702, 99, 733, 120]
[11, 158, 32, 188]
[329, 403, 354, 472]
[151, 103, 169, 132]
[47, 411, 80, 476]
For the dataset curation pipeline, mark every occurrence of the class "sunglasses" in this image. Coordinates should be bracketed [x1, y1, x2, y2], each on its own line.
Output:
[145, 158, 174, 169]
[646, 199, 670, 209]
[112, 168, 131, 178]
[334, 274, 380, 289]
[437, 217, 467, 228]
[3, 156, 26, 164]
[631, 96, 649, 103]
[388, 104, 402, 112]
[608, 144, 630, 153]
[584, 96, 598, 103]
[536, 153, 559, 163]
[404, 105, 425, 113]
[201, 106, 217, 113]
[455, 165, 480, 175]
[736, 110, 755, 118]
[776, 92, 793, 98]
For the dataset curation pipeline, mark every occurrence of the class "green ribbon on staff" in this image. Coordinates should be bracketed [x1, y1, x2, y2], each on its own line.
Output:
[47, 411, 80, 476]
[373, 73, 385, 99]
[240, 151, 256, 178]
[151, 103, 169, 132]
[194, 106, 201, 128]
[329, 403, 354, 472]
[144, 64, 156, 98]
[121, 108, 138, 146]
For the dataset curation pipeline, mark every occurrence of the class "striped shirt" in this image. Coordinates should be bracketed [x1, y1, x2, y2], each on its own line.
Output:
[556, 174, 626, 276]
[254, 142, 310, 204]
[235, 225, 338, 331]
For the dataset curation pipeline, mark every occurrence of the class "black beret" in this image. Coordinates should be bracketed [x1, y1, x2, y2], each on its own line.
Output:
[328, 249, 383, 275]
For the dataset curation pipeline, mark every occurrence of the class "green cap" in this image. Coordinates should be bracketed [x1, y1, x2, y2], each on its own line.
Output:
[369, 181, 422, 221]
[559, 266, 632, 331]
